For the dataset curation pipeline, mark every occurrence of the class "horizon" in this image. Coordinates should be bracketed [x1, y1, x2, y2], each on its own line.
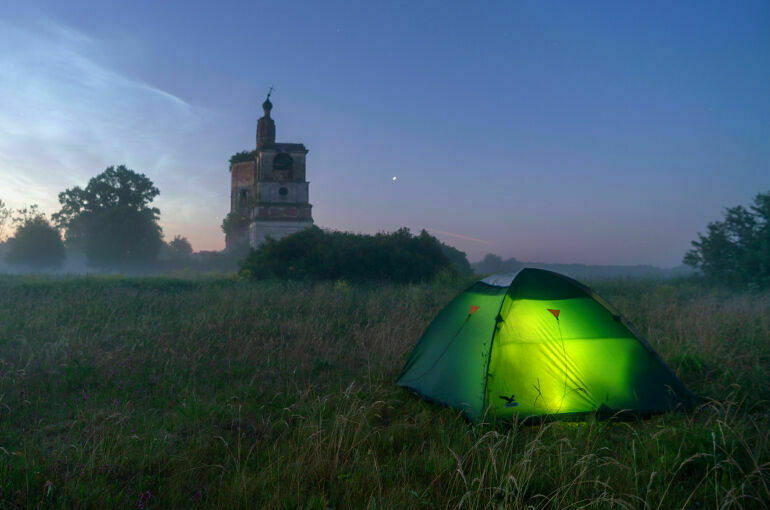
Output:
[1, 1, 768, 267]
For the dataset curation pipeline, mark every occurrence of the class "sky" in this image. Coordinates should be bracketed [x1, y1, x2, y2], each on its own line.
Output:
[0, 1, 768, 267]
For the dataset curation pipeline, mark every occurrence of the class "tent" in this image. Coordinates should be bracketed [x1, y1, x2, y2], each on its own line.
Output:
[396, 268, 695, 421]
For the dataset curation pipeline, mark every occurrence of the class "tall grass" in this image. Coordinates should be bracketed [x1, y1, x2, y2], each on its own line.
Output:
[0, 275, 767, 508]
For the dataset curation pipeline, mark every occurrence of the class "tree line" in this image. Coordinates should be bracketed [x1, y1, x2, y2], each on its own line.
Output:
[684, 191, 770, 288]
[0, 162, 477, 279]
[0, 165, 200, 271]
[2, 162, 767, 287]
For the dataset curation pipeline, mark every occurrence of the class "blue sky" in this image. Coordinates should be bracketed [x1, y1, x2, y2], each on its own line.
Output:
[1, 1, 768, 266]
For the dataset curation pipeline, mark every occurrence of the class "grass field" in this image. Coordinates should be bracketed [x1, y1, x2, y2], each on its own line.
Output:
[0, 275, 768, 509]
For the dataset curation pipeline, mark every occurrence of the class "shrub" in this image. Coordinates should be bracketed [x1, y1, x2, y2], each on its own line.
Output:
[239, 226, 454, 283]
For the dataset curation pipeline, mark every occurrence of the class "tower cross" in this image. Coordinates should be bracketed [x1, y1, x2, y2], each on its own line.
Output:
[267, 85, 274, 99]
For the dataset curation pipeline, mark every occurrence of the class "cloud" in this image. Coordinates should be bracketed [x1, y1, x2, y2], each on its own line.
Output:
[0, 16, 226, 249]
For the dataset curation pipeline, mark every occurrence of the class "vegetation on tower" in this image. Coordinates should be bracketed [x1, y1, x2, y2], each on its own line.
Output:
[220, 212, 250, 237]
[229, 150, 256, 166]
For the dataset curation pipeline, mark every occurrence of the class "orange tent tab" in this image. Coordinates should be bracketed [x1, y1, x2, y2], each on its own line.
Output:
[547, 308, 560, 319]
[469, 305, 480, 315]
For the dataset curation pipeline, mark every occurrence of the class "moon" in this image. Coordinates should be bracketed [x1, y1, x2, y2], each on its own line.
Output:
[392, 176, 397, 182]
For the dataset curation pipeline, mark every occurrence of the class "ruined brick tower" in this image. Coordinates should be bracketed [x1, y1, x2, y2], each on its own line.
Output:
[227, 93, 313, 249]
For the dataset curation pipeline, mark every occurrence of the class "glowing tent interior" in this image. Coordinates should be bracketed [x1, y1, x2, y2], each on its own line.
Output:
[396, 268, 695, 421]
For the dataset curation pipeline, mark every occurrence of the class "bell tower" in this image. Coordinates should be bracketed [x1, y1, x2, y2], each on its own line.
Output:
[227, 91, 314, 250]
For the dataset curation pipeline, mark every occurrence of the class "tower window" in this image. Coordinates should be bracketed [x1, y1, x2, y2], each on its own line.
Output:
[279, 187, 288, 197]
[273, 153, 293, 171]
[239, 189, 248, 208]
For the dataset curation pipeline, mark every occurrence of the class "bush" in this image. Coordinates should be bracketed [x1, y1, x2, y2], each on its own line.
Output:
[440, 243, 474, 276]
[239, 226, 454, 283]
[5, 215, 66, 269]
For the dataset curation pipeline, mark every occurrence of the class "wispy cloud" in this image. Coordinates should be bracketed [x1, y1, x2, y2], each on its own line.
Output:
[0, 16, 225, 249]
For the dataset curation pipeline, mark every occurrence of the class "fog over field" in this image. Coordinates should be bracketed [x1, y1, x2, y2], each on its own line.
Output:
[1, 1, 768, 508]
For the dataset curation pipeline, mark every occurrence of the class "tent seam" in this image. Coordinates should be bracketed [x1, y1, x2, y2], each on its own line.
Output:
[479, 275, 519, 419]
[537, 268, 697, 406]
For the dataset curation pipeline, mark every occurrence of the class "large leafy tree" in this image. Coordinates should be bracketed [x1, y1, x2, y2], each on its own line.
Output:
[5, 205, 65, 269]
[52, 165, 164, 268]
[684, 191, 770, 287]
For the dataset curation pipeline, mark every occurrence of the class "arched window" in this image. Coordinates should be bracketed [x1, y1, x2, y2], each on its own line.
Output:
[273, 153, 293, 180]
[273, 153, 293, 171]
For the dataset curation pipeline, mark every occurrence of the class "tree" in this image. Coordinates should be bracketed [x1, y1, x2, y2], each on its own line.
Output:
[52, 165, 164, 268]
[164, 235, 193, 260]
[5, 206, 65, 269]
[439, 242, 474, 276]
[473, 253, 523, 275]
[221, 212, 250, 236]
[0, 199, 11, 242]
[684, 191, 770, 287]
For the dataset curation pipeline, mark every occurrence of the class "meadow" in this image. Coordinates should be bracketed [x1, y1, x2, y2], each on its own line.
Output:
[0, 275, 768, 509]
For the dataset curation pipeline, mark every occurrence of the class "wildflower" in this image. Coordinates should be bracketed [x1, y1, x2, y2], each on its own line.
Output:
[137, 490, 151, 509]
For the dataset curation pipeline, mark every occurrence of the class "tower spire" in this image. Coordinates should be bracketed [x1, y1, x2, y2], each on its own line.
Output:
[257, 88, 276, 149]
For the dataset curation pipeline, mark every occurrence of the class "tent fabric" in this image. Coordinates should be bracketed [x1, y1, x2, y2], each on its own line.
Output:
[397, 268, 695, 421]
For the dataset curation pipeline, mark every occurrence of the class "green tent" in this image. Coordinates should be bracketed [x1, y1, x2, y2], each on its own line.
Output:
[397, 268, 695, 421]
